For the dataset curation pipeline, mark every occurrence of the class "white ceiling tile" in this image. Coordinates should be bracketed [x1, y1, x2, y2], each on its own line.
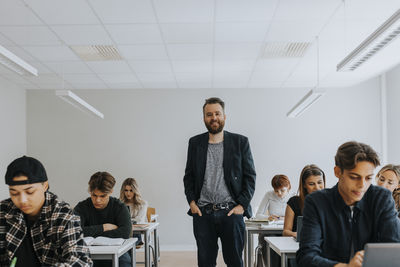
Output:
[128, 60, 173, 73]
[175, 72, 212, 83]
[167, 44, 213, 60]
[0, 0, 42, 25]
[344, 0, 400, 21]
[154, 0, 214, 23]
[88, 0, 157, 24]
[281, 80, 315, 88]
[215, 22, 269, 43]
[136, 72, 176, 83]
[274, 0, 341, 21]
[51, 25, 113, 45]
[72, 82, 108, 89]
[26, 73, 62, 84]
[171, 61, 212, 73]
[106, 24, 163, 45]
[36, 82, 74, 90]
[251, 71, 291, 82]
[23, 46, 80, 61]
[26, 61, 53, 74]
[105, 82, 143, 89]
[118, 45, 169, 60]
[44, 61, 93, 74]
[213, 72, 251, 83]
[215, 43, 262, 60]
[161, 23, 213, 44]
[213, 60, 255, 72]
[216, 0, 278, 22]
[142, 82, 178, 89]
[213, 82, 247, 89]
[63, 73, 102, 83]
[98, 73, 138, 83]
[0, 26, 61, 46]
[27, 0, 100, 24]
[178, 82, 212, 89]
[86, 61, 132, 74]
[266, 20, 322, 42]
[254, 58, 299, 72]
[247, 80, 283, 88]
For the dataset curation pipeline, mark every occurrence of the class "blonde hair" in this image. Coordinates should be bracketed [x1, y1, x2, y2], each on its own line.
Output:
[376, 164, 400, 183]
[120, 178, 145, 210]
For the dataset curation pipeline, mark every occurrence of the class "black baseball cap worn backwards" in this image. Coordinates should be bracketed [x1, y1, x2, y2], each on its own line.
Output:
[5, 156, 48, 186]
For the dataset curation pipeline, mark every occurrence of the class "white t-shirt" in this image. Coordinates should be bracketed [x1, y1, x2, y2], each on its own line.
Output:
[256, 190, 292, 218]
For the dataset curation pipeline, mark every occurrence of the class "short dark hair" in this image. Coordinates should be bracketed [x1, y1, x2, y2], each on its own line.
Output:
[271, 174, 291, 190]
[88, 171, 116, 194]
[335, 141, 380, 171]
[203, 97, 225, 113]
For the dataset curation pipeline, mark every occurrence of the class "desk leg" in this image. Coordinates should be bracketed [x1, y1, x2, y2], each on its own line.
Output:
[244, 228, 248, 267]
[112, 254, 119, 267]
[145, 231, 150, 267]
[281, 253, 286, 267]
[131, 246, 136, 267]
[266, 242, 271, 267]
[154, 228, 159, 267]
[248, 232, 253, 267]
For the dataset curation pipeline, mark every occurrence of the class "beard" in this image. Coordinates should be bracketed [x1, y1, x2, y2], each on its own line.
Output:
[205, 119, 225, 134]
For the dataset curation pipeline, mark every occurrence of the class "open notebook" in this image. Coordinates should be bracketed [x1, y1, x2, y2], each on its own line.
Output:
[83, 236, 125, 246]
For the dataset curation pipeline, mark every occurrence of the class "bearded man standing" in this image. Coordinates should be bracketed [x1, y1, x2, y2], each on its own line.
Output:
[183, 97, 256, 267]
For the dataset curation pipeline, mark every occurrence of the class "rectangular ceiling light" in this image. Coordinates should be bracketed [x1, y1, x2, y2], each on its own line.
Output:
[0, 45, 38, 76]
[287, 89, 325, 118]
[56, 90, 104, 119]
[337, 9, 400, 71]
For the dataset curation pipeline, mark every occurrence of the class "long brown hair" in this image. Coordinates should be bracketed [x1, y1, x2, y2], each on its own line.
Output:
[298, 164, 326, 211]
[120, 178, 145, 210]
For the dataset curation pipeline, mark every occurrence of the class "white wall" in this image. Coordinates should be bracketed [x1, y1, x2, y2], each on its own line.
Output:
[386, 64, 400, 164]
[0, 77, 26, 200]
[27, 79, 382, 249]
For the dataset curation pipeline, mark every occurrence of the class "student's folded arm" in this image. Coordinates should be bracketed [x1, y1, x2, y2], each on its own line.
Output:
[236, 138, 256, 210]
[56, 215, 93, 267]
[101, 204, 132, 239]
[296, 197, 339, 267]
[73, 205, 104, 237]
[378, 190, 400, 242]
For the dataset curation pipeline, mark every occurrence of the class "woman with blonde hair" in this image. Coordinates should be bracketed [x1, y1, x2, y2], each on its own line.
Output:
[376, 164, 400, 213]
[120, 178, 148, 247]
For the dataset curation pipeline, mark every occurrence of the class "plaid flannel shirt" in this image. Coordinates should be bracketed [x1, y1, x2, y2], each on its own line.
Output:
[0, 191, 93, 266]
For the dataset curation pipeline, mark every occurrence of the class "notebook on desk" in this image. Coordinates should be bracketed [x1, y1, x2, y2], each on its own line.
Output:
[363, 243, 400, 267]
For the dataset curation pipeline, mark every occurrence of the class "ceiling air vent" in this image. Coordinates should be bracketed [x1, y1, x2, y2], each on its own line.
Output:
[261, 42, 311, 58]
[70, 45, 122, 61]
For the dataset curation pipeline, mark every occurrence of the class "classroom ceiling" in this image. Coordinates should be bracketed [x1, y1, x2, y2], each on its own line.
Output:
[0, 0, 399, 90]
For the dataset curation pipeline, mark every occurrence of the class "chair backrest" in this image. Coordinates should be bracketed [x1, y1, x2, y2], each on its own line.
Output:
[147, 207, 156, 222]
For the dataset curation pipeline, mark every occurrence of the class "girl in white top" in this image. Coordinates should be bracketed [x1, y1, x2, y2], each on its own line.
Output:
[120, 178, 148, 247]
[256, 174, 292, 220]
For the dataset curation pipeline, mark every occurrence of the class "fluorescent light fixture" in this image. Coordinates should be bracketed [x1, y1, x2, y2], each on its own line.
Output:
[56, 90, 104, 119]
[337, 9, 400, 71]
[0, 45, 38, 76]
[287, 89, 325, 118]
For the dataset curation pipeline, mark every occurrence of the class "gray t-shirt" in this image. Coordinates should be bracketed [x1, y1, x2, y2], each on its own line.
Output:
[197, 142, 235, 207]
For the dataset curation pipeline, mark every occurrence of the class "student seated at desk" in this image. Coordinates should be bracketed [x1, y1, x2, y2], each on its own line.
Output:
[375, 164, 400, 215]
[0, 156, 92, 267]
[296, 141, 400, 267]
[120, 177, 148, 248]
[256, 174, 292, 267]
[74, 171, 132, 267]
[283, 164, 325, 238]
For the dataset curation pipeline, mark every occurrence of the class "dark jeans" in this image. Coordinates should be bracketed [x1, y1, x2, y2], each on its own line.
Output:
[93, 252, 131, 267]
[133, 233, 142, 245]
[193, 209, 245, 267]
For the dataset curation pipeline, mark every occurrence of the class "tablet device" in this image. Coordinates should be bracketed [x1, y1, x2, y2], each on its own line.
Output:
[363, 243, 400, 267]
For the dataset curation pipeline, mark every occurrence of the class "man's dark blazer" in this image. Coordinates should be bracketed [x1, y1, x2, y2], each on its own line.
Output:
[183, 130, 256, 218]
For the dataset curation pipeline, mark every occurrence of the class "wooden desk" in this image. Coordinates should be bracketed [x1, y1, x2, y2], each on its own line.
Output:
[88, 238, 136, 267]
[264, 236, 298, 267]
[133, 222, 160, 267]
[244, 221, 283, 267]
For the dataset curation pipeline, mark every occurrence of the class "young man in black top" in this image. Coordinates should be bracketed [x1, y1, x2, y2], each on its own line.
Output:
[297, 141, 400, 267]
[0, 156, 92, 267]
[74, 171, 132, 267]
